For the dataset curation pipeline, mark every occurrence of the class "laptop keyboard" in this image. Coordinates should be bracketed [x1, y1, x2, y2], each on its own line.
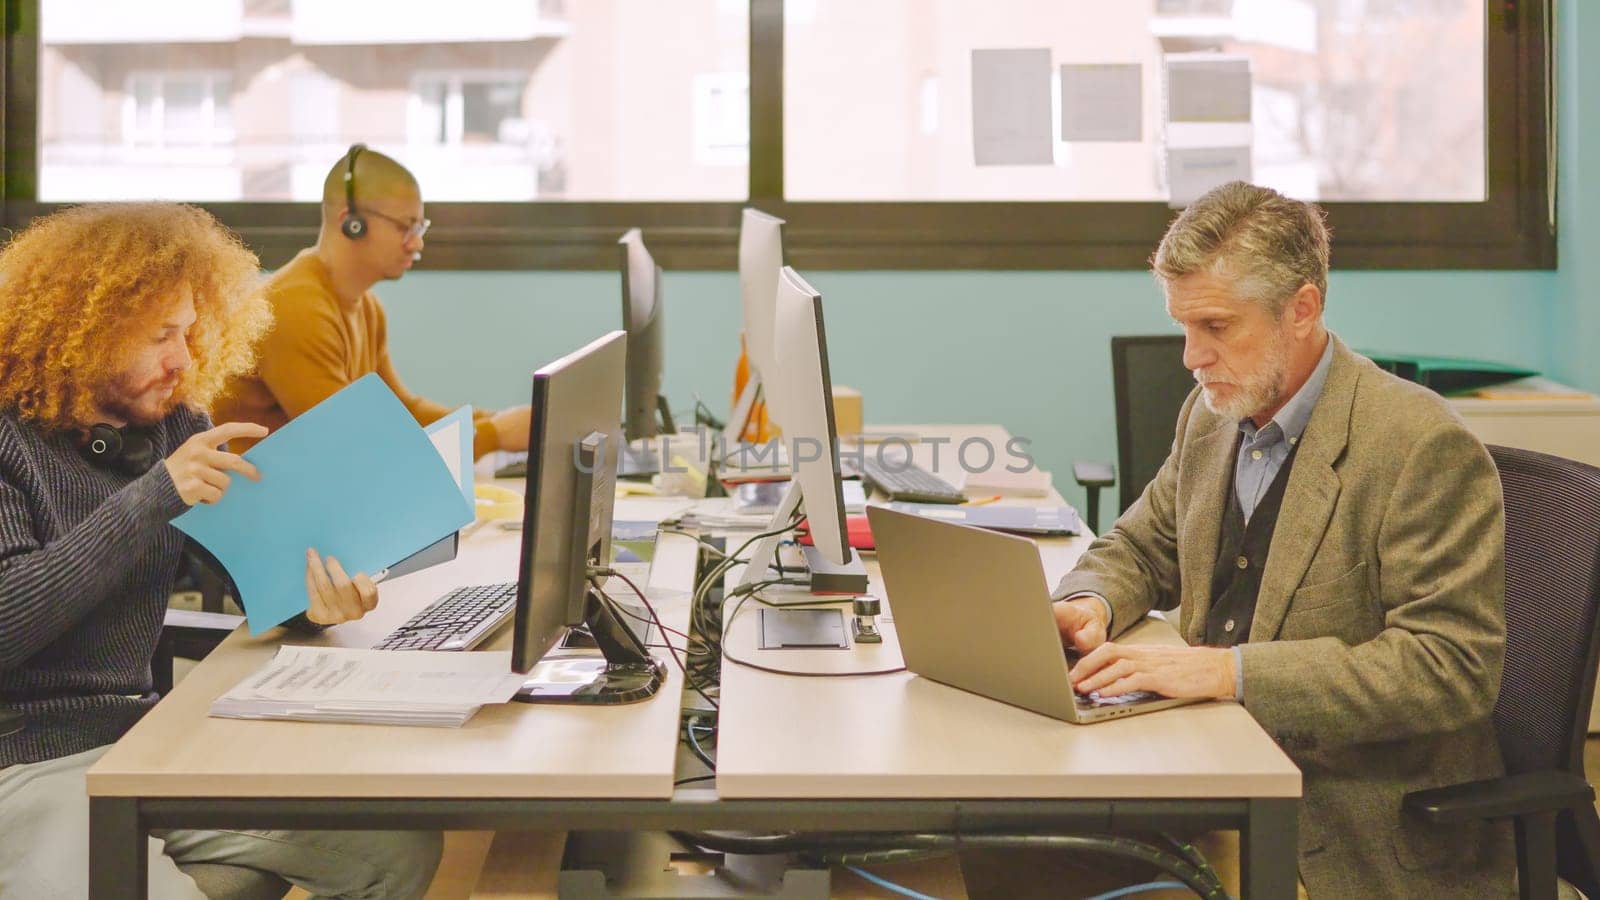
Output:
[1077, 689, 1161, 708]
[1064, 648, 1161, 707]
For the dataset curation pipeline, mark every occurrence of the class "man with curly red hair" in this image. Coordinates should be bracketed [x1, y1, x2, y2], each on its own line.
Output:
[0, 203, 442, 898]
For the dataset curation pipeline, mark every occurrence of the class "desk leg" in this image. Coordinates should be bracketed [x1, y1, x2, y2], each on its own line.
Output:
[90, 797, 147, 900]
[1242, 798, 1297, 899]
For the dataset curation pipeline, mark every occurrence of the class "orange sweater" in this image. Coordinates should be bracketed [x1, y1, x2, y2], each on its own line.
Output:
[213, 249, 499, 457]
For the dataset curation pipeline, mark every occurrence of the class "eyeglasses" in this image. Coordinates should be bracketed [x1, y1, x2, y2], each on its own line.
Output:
[364, 207, 431, 241]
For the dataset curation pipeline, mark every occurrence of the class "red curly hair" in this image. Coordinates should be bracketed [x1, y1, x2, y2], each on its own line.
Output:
[0, 202, 271, 432]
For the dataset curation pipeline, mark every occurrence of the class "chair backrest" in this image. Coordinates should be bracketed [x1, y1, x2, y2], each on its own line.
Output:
[1489, 444, 1600, 776]
[1111, 336, 1193, 512]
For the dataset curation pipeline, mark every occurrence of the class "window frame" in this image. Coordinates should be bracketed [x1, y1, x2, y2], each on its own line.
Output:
[1, 0, 1555, 270]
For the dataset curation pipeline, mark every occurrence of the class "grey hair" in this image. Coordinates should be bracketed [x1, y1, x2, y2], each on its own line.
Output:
[1151, 181, 1330, 315]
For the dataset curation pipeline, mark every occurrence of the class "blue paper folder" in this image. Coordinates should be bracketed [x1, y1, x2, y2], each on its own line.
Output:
[175, 375, 475, 634]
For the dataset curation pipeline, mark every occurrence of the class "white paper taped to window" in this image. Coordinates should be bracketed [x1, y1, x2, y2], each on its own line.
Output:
[1166, 146, 1253, 207]
[971, 48, 1053, 165]
[1060, 63, 1142, 142]
[1164, 54, 1252, 123]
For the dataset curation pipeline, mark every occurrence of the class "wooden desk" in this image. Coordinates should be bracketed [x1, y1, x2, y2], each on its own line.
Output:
[87, 498, 699, 899]
[88, 430, 1302, 899]
[716, 425, 1301, 898]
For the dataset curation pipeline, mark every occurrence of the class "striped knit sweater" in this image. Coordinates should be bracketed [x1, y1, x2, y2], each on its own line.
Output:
[0, 405, 203, 766]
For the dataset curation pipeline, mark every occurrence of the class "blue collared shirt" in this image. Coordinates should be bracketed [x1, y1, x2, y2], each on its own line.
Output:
[1234, 337, 1335, 523]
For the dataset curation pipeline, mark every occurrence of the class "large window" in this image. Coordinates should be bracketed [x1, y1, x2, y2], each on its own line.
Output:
[1, 0, 1554, 269]
[784, 0, 1484, 203]
[29, 0, 748, 204]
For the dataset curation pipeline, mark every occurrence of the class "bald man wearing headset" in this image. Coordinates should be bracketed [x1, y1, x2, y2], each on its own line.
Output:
[214, 145, 532, 457]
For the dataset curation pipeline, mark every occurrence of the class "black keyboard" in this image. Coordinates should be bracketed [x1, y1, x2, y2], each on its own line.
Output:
[858, 457, 966, 504]
[371, 582, 517, 651]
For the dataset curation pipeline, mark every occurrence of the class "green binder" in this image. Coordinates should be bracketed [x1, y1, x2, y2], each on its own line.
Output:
[1360, 352, 1538, 396]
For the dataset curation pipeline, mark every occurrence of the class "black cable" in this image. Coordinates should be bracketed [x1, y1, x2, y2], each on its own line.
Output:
[808, 848, 953, 867]
[684, 715, 716, 771]
[659, 527, 735, 560]
[1160, 832, 1226, 897]
[684, 519, 804, 695]
[589, 575, 685, 675]
[672, 832, 1219, 898]
[589, 571, 726, 713]
[674, 774, 716, 787]
[604, 590, 691, 641]
[692, 397, 726, 432]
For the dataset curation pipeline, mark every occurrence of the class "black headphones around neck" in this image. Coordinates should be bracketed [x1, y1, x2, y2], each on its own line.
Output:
[340, 142, 368, 240]
[81, 423, 159, 477]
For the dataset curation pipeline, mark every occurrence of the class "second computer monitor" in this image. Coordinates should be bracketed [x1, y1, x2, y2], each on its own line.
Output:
[733, 209, 786, 435]
[738, 266, 853, 588]
[775, 266, 851, 565]
[512, 331, 626, 675]
[619, 228, 672, 444]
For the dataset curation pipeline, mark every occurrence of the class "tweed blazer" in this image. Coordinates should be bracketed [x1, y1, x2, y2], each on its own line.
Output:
[1055, 335, 1515, 898]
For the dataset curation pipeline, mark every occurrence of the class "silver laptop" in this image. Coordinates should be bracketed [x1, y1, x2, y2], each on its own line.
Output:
[867, 505, 1200, 724]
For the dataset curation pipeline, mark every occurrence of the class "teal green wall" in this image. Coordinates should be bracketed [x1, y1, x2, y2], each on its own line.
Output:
[383, 266, 1551, 512]
[383, 2, 1586, 514]
[1551, 0, 1598, 392]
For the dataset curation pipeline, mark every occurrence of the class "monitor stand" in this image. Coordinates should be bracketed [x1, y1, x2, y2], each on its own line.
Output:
[618, 397, 677, 478]
[741, 480, 869, 596]
[514, 585, 665, 705]
[618, 441, 662, 479]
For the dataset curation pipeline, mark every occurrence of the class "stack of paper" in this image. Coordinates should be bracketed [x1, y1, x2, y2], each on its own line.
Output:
[210, 646, 529, 727]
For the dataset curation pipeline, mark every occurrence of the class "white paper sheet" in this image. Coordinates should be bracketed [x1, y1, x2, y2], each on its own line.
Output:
[1164, 54, 1252, 123]
[1167, 145, 1253, 207]
[971, 48, 1054, 165]
[1060, 63, 1142, 142]
[210, 646, 528, 727]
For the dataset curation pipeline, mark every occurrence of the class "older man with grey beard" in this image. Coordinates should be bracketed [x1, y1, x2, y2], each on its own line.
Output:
[1053, 181, 1514, 897]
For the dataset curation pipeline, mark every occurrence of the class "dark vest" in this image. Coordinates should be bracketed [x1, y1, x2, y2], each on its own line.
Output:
[1205, 438, 1301, 647]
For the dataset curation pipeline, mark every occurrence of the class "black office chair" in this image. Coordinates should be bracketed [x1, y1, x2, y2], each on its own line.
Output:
[153, 608, 243, 696]
[1404, 445, 1600, 900]
[1074, 335, 1191, 533]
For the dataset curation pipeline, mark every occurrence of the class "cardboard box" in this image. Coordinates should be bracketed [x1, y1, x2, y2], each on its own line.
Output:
[832, 385, 863, 437]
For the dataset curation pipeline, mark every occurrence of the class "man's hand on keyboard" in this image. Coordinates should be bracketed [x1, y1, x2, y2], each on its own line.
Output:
[305, 548, 380, 625]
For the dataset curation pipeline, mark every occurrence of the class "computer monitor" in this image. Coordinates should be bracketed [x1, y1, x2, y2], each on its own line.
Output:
[512, 329, 665, 704]
[725, 208, 786, 447]
[619, 228, 675, 445]
[739, 267, 865, 593]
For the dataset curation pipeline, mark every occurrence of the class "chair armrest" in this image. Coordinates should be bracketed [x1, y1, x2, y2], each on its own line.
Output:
[163, 608, 245, 633]
[1071, 461, 1115, 536]
[163, 608, 245, 654]
[155, 609, 245, 696]
[1403, 771, 1594, 824]
[1072, 461, 1115, 488]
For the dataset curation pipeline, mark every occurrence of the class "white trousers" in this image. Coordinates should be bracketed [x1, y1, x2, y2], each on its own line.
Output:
[0, 745, 442, 899]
